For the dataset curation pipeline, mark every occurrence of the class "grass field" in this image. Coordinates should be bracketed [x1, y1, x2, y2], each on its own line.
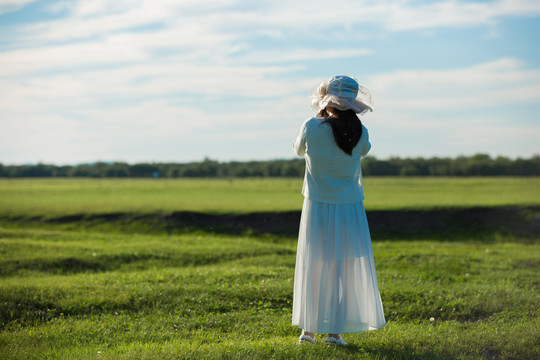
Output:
[1, 177, 539, 216]
[1, 178, 539, 359]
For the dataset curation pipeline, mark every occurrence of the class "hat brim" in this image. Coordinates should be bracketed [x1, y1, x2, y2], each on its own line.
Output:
[313, 94, 373, 115]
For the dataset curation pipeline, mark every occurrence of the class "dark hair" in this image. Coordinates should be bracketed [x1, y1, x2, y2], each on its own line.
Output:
[318, 108, 363, 155]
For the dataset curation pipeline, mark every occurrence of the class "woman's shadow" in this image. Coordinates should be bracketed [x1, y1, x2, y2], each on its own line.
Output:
[327, 343, 455, 359]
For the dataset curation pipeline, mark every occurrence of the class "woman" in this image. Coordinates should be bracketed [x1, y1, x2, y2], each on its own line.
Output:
[292, 75, 385, 346]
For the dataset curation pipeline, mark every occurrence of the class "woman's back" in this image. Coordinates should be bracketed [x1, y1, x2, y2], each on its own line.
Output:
[292, 75, 385, 343]
[294, 117, 371, 204]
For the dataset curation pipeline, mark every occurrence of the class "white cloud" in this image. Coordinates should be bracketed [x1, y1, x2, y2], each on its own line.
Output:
[233, 48, 372, 65]
[2, 55, 539, 163]
[211, 0, 540, 33]
[493, 0, 540, 16]
[368, 58, 540, 110]
[1, 1, 539, 163]
[362, 58, 540, 159]
[0, 94, 309, 164]
[366, 111, 540, 159]
[9, 0, 540, 46]
[0, 0, 36, 15]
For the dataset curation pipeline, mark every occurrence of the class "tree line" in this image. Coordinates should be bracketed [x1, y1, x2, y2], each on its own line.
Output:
[1, 154, 539, 178]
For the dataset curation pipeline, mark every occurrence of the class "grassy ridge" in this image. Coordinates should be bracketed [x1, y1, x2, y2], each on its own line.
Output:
[0, 226, 538, 359]
[0, 177, 539, 216]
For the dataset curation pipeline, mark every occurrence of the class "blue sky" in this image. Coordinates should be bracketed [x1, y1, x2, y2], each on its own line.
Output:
[1, 0, 539, 165]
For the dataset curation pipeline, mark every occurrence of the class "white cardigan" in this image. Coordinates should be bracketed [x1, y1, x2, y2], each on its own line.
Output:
[293, 117, 371, 204]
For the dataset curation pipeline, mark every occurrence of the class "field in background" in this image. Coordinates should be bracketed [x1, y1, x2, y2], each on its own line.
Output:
[1, 177, 539, 216]
[1, 177, 539, 359]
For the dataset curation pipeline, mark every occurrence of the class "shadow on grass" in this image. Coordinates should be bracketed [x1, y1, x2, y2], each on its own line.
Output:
[3, 205, 538, 242]
[327, 343, 454, 360]
[0, 253, 153, 276]
[0, 278, 294, 328]
[0, 249, 295, 277]
[367, 205, 539, 242]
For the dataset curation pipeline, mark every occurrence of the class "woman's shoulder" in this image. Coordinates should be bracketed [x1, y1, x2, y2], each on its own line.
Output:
[305, 116, 324, 125]
[300, 117, 323, 133]
[361, 123, 370, 138]
[305, 116, 330, 129]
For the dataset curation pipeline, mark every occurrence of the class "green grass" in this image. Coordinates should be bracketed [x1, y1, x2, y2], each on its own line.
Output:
[0, 177, 539, 216]
[1, 177, 539, 359]
[363, 177, 540, 210]
[0, 178, 302, 216]
[1, 225, 539, 359]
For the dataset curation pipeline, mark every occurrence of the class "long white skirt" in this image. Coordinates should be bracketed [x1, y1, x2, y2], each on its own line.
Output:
[291, 198, 386, 334]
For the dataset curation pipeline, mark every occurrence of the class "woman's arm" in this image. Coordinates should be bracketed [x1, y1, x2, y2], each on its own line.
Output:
[360, 126, 371, 157]
[293, 119, 309, 156]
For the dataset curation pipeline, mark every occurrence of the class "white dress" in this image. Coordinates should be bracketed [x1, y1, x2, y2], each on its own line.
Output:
[291, 117, 386, 334]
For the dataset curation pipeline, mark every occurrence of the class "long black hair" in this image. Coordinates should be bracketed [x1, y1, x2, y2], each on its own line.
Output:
[318, 108, 363, 155]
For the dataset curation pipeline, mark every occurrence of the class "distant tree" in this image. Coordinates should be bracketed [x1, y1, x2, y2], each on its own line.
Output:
[105, 162, 130, 177]
[69, 164, 94, 177]
[428, 157, 452, 176]
[55, 165, 72, 177]
[511, 156, 540, 176]
[130, 163, 159, 177]
[363, 157, 400, 176]
[466, 154, 492, 176]
[1, 154, 539, 178]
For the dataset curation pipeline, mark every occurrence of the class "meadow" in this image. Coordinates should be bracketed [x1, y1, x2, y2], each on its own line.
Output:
[0, 177, 539, 216]
[0, 177, 539, 359]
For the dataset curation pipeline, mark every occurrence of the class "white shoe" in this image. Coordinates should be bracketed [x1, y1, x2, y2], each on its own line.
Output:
[298, 334, 316, 344]
[325, 336, 348, 346]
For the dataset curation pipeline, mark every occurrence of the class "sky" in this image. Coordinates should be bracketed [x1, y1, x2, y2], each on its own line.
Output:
[0, 0, 539, 165]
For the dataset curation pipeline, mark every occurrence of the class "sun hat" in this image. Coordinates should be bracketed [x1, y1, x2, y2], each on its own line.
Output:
[311, 75, 373, 115]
